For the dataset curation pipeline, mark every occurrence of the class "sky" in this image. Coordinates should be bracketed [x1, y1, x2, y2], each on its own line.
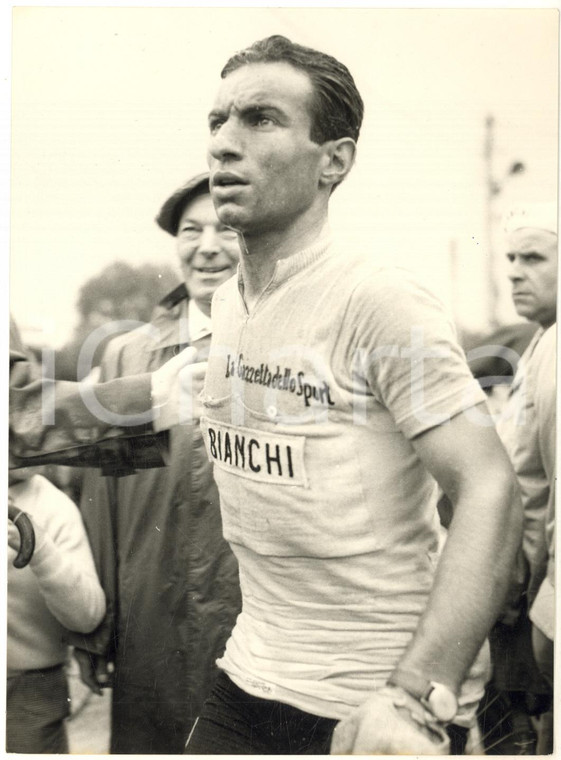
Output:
[7, 5, 559, 347]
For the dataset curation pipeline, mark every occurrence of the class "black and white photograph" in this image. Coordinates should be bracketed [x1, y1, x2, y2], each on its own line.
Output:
[6, 5, 558, 755]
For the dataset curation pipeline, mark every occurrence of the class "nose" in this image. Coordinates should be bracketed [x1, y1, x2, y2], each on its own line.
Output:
[208, 118, 243, 162]
[508, 256, 524, 282]
[197, 225, 221, 256]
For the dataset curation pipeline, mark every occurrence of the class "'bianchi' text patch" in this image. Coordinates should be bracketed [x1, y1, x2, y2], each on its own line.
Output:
[200, 417, 307, 487]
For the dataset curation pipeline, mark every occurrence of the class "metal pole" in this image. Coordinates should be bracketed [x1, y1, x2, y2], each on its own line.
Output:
[484, 115, 500, 329]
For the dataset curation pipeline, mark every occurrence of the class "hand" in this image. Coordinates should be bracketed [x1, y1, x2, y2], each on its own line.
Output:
[177, 360, 207, 417]
[498, 548, 528, 626]
[8, 520, 22, 554]
[151, 347, 206, 431]
[499, 599, 523, 627]
[330, 686, 450, 755]
[74, 649, 112, 695]
[154, 360, 208, 431]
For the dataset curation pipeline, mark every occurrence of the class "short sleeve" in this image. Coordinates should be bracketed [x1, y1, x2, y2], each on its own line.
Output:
[347, 268, 486, 439]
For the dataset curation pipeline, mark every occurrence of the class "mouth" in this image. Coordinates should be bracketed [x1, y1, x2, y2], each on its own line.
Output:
[212, 172, 248, 190]
[193, 265, 232, 274]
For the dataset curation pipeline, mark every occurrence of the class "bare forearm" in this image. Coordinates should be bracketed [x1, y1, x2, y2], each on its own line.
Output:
[395, 474, 522, 691]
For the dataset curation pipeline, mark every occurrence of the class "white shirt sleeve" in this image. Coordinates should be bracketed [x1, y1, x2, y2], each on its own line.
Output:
[12, 475, 106, 634]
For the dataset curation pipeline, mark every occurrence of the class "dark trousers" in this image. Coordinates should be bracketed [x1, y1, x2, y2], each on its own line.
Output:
[185, 671, 337, 754]
[6, 664, 69, 754]
[185, 671, 468, 755]
[111, 680, 194, 754]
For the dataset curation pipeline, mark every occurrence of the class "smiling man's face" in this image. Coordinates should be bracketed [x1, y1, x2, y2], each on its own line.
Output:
[176, 193, 240, 315]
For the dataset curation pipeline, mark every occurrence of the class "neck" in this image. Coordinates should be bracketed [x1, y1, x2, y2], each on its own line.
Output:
[238, 209, 329, 309]
[193, 298, 211, 318]
[539, 316, 556, 330]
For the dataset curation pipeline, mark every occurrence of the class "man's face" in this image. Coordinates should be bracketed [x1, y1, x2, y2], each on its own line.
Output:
[207, 62, 328, 235]
[176, 193, 240, 314]
[505, 227, 558, 328]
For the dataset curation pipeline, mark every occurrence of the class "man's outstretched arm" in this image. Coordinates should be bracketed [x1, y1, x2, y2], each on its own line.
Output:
[10, 319, 197, 473]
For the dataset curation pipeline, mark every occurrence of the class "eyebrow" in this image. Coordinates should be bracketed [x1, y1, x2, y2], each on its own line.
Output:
[243, 103, 281, 114]
[506, 250, 545, 257]
[207, 108, 226, 125]
[208, 102, 287, 125]
[241, 103, 287, 122]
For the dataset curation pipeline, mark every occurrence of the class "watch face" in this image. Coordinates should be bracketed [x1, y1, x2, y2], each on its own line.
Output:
[427, 683, 458, 723]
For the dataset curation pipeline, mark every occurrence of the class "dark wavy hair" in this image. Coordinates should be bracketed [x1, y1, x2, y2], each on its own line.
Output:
[221, 35, 364, 145]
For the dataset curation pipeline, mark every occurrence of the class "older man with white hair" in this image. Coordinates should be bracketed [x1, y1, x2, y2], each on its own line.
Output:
[478, 201, 557, 754]
[500, 201, 557, 562]
[504, 201, 557, 331]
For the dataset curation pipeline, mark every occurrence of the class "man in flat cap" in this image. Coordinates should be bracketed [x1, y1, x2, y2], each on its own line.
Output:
[72, 173, 242, 754]
[478, 201, 557, 754]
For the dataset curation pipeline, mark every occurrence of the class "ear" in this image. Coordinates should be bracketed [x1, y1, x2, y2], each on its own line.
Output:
[319, 138, 357, 189]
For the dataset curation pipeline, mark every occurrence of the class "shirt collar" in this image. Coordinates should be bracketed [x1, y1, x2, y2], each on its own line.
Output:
[148, 288, 211, 351]
[188, 298, 212, 343]
[237, 231, 333, 295]
[509, 325, 545, 394]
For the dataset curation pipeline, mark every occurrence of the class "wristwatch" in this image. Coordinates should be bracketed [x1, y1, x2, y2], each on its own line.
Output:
[387, 669, 458, 723]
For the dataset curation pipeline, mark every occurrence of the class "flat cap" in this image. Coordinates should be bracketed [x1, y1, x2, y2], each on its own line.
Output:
[156, 172, 210, 236]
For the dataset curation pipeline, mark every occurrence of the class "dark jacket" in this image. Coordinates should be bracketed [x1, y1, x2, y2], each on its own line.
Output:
[9, 315, 168, 476]
[73, 286, 241, 753]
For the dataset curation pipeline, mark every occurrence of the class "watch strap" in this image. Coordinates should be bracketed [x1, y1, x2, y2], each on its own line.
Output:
[387, 669, 458, 724]
[387, 669, 432, 701]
